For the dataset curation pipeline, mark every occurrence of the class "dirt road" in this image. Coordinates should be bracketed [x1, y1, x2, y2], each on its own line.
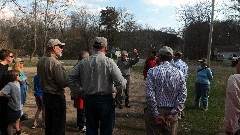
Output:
[20, 67, 146, 135]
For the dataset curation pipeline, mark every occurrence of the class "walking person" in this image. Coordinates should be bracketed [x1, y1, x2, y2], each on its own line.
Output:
[37, 38, 69, 135]
[195, 58, 213, 111]
[143, 49, 158, 80]
[68, 37, 126, 135]
[0, 49, 14, 135]
[12, 58, 29, 121]
[32, 73, 45, 129]
[0, 70, 22, 135]
[145, 46, 187, 135]
[117, 49, 139, 108]
[72, 51, 89, 132]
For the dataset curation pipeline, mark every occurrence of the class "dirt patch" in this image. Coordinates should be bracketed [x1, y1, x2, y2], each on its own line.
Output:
[20, 67, 146, 135]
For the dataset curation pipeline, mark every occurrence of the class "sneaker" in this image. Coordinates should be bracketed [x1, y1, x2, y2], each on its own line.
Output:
[203, 108, 208, 112]
[31, 123, 38, 129]
[79, 126, 86, 132]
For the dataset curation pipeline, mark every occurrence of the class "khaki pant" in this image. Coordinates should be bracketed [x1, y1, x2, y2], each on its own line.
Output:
[144, 106, 178, 135]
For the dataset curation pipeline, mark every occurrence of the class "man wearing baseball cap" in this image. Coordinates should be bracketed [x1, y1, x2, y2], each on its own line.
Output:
[69, 37, 126, 135]
[145, 46, 187, 135]
[37, 38, 68, 135]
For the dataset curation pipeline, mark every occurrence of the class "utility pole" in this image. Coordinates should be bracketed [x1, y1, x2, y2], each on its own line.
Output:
[207, 0, 215, 66]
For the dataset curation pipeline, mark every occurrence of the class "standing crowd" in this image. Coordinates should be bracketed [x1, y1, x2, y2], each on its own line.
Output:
[1, 36, 239, 135]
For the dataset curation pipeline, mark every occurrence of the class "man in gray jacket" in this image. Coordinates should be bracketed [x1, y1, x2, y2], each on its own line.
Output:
[37, 39, 68, 135]
[68, 37, 126, 135]
[117, 49, 139, 108]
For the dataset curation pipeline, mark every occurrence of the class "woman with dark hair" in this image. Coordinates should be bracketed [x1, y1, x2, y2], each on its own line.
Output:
[0, 49, 14, 135]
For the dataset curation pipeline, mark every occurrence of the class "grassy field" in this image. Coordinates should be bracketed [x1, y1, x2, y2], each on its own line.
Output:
[20, 59, 236, 135]
[133, 64, 236, 135]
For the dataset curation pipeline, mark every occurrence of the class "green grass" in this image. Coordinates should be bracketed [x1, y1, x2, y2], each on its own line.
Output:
[133, 65, 236, 135]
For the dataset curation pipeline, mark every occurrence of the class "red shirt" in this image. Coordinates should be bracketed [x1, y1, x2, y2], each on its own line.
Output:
[143, 56, 158, 80]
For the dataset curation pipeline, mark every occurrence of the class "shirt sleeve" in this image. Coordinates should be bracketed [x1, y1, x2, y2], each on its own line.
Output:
[1, 83, 11, 95]
[207, 68, 213, 80]
[53, 63, 69, 88]
[109, 59, 127, 97]
[68, 62, 83, 97]
[146, 68, 159, 117]
[171, 71, 187, 114]
[129, 54, 139, 66]
[224, 75, 240, 133]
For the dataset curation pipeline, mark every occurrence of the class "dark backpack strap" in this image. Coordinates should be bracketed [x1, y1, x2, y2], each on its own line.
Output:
[197, 67, 208, 72]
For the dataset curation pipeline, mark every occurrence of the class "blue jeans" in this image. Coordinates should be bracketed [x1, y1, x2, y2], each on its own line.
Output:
[195, 83, 210, 108]
[85, 94, 115, 135]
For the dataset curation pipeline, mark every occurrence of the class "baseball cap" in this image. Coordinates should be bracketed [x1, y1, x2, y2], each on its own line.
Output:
[14, 58, 24, 63]
[174, 51, 182, 56]
[159, 46, 173, 56]
[93, 37, 107, 48]
[47, 39, 65, 47]
[198, 58, 207, 62]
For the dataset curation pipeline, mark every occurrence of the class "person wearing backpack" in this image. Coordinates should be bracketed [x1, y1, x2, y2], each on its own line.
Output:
[195, 58, 213, 111]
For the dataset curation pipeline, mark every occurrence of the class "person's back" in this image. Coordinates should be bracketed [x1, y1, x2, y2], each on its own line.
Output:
[69, 37, 126, 135]
[78, 52, 119, 95]
[145, 46, 187, 135]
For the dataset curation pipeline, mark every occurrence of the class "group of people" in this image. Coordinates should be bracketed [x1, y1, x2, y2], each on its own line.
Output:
[6, 35, 240, 135]
[36, 37, 138, 135]
[0, 49, 44, 135]
[143, 46, 214, 135]
[0, 49, 31, 135]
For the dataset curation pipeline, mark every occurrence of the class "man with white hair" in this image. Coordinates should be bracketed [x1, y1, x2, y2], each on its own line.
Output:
[37, 39, 68, 135]
[145, 46, 187, 135]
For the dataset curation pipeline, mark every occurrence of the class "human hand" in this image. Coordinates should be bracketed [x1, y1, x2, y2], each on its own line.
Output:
[155, 115, 165, 126]
[133, 49, 138, 54]
[165, 115, 175, 126]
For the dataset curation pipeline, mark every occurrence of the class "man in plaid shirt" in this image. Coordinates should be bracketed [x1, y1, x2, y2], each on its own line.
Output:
[145, 46, 187, 135]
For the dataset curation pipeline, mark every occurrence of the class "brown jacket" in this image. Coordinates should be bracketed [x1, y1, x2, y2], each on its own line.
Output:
[37, 56, 68, 96]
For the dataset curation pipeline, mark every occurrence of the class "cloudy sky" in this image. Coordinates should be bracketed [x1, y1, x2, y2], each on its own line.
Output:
[0, 0, 225, 30]
[72, 0, 225, 29]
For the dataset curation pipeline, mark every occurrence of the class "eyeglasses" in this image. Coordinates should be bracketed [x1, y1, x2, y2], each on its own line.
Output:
[55, 45, 64, 49]
[17, 74, 21, 77]
[9, 56, 14, 58]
